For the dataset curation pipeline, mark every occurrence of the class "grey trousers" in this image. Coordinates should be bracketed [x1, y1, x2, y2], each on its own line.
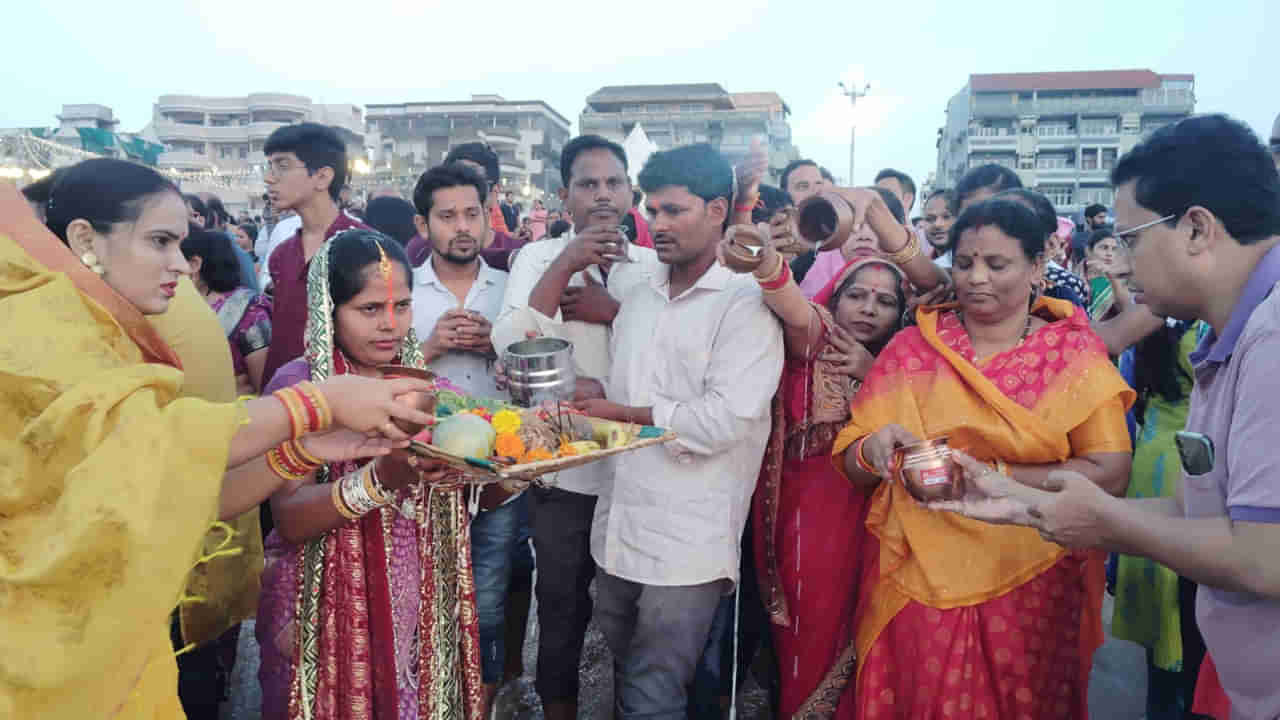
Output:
[593, 569, 727, 720]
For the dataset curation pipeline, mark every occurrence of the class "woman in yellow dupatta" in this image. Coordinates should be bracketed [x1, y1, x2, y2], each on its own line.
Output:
[832, 198, 1134, 720]
[0, 159, 440, 719]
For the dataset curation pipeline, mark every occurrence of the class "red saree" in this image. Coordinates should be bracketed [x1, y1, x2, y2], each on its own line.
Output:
[831, 299, 1133, 720]
[752, 257, 905, 719]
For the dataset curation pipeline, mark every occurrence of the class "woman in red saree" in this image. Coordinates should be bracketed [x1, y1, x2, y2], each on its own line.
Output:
[834, 198, 1134, 719]
[257, 229, 485, 720]
[719, 189, 945, 719]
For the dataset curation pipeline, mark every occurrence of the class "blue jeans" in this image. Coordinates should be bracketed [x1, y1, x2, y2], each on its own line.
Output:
[470, 492, 532, 684]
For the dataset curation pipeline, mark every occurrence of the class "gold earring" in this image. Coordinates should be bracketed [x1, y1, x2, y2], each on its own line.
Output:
[80, 251, 105, 276]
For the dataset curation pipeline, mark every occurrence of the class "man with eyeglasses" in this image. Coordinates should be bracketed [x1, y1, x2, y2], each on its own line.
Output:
[260, 122, 368, 423]
[936, 114, 1280, 719]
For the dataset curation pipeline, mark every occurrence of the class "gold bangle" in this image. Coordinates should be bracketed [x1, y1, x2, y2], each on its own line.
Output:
[885, 228, 921, 265]
[331, 480, 359, 520]
[273, 387, 308, 439]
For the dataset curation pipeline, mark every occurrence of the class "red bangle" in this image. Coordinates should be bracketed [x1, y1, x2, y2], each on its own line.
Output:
[759, 261, 791, 291]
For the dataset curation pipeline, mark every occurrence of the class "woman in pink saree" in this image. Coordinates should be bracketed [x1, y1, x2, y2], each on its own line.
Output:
[257, 229, 484, 720]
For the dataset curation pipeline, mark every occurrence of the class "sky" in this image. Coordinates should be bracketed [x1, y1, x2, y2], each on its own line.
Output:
[4, 0, 1276, 211]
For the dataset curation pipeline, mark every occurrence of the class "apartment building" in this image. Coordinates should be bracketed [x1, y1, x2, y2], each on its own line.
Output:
[935, 70, 1195, 213]
[143, 93, 366, 173]
[364, 95, 572, 196]
[579, 83, 799, 184]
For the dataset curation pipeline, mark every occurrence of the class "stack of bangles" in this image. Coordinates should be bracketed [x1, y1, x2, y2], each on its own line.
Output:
[273, 380, 332, 439]
[884, 225, 923, 265]
[331, 463, 394, 520]
[755, 255, 791, 293]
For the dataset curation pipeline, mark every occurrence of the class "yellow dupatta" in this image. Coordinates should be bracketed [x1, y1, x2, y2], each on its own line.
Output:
[0, 185, 244, 718]
[831, 297, 1133, 675]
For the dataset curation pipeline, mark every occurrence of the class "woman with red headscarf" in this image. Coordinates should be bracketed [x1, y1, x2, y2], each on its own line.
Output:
[718, 189, 944, 719]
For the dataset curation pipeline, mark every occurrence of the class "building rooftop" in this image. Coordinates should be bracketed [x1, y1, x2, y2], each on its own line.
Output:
[586, 83, 731, 105]
[364, 97, 571, 127]
[730, 92, 790, 114]
[969, 70, 1193, 93]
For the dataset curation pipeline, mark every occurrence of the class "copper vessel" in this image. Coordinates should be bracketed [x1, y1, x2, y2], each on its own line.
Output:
[894, 437, 964, 502]
[796, 189, 856, 252]
[722, 224, 768, 273]
[768, 206, 811, 256]
[377, 364, 439, 434]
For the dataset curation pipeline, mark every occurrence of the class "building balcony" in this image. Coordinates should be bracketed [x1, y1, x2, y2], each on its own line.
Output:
[156, 149, 214, 170]
[967, 135, 1017, 148]
[973, 94, 1194, 118]
[580, 108, 773, 127]
[153, 120, 253, 143]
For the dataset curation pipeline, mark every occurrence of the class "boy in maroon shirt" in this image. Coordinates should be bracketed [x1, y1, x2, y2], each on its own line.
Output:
[261, 122, 368, 387]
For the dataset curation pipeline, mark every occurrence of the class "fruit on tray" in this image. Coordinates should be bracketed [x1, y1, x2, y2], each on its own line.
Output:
[431, 414, 497, 459]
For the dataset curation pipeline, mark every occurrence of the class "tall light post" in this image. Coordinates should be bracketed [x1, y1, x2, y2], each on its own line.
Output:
[838, 80, 870, 185]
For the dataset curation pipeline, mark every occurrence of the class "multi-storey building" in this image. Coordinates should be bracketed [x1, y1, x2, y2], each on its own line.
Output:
[935, 70, 1194, 213]
[143, 93, 366, 173]
[579, 84, 799, 184]
[364, 95, 572, 198]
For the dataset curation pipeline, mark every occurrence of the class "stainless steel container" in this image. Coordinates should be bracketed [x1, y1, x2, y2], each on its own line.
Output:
[504, 337, 577, 408]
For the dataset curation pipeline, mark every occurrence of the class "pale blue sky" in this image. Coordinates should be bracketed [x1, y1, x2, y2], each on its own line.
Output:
[4, 0, 1275, 205]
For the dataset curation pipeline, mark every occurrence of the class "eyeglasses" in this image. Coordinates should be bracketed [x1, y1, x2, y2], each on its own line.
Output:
[1114, 214, 1178, 251]
[262, 159, 307, 178]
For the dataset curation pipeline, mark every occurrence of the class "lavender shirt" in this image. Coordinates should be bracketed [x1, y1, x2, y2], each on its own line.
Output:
[1183, 242, 1280, 719]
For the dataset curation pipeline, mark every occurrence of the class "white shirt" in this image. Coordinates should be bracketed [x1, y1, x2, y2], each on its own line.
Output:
[411, 256, 508, 401]
[490, 231, 661, 495]
[257, 214, 302, 289]
[592, 263, 783, 587]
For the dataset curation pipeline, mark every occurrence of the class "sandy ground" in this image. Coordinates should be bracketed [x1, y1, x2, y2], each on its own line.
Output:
[220, 591, 1146, 720]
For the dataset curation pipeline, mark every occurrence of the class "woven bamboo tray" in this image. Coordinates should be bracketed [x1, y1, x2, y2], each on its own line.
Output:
[407, 426, 677, 483]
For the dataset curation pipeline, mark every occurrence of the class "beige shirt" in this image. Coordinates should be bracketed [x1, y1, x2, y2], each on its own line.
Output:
[491, 230, 660, 495]
[592, 263, 783, 587]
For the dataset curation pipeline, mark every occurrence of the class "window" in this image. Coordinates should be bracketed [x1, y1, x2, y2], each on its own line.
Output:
[622, 104, 643, 113]
[1078, 187, 1115, 206]
[1041, 186, 1074, 207]
[1080, 118, 1118, 136]
[1036, 122, 1073, 137]
[1102, 148, 1118, 170]
[646, 104, 666, 113]
[1080, 149, 1099, 171]
[679, 104, 706, 112]
[239, 146, 248, 159]
[1036, 155, 1071, 169]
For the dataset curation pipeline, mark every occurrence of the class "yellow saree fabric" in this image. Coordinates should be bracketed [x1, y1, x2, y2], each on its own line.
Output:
[0, 194, 243, 717]
[151, 278, 264, 648]
[831, 298, 1133, 675]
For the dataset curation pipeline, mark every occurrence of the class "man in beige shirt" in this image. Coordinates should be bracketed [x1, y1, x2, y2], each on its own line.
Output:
[575, 144, 783, 720]
[490, 135, 660, 720]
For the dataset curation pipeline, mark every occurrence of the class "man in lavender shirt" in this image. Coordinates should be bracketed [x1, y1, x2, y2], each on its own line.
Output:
[938, 115, 1280, 719]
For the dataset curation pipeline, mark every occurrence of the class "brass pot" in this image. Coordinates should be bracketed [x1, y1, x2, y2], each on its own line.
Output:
[796, 189, 857, 252]
[722, 224, 768, 273]
[894, 436, 965, 502]
[377, 365, 439, 434]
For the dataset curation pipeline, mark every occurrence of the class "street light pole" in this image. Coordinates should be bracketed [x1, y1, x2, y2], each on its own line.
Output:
[838, 81, 870, 185]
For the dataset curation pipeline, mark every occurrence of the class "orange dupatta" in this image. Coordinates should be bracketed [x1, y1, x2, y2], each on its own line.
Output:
[831, 297, 1133, 676]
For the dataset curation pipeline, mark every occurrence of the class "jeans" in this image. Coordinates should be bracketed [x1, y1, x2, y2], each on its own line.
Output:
[470, 492, 533, 684]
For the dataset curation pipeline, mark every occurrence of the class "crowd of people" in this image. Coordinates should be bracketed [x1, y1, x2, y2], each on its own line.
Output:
[1, 108, 1279, 720]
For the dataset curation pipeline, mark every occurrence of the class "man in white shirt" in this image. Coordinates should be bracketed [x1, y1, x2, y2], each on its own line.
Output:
[575, 144, 784, 719]
[408, 162, 515, 716]
[490, 134, 660, 720]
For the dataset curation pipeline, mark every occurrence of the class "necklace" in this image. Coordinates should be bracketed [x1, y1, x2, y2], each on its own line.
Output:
[957, 310, 1033, 356]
